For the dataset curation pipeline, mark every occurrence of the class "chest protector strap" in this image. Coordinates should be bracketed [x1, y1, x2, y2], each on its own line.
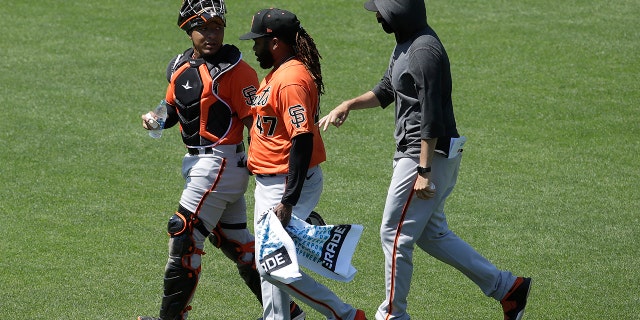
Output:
[167, 46, 242, 147]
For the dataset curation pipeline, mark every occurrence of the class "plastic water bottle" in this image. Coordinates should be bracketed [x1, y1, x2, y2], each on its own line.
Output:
[148, 100, 168, 139]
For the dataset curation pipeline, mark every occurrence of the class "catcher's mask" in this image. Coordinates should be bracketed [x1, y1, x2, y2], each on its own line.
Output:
[178, 0, 227, 32]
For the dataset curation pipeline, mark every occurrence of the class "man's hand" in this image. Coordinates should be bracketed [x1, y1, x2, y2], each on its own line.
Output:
[141, 111, 158, 130]
[274, 203, 293, 227]
[318, 91, 380, 131]
[414, 174, 436, 200]
[318, 102, 350, 131]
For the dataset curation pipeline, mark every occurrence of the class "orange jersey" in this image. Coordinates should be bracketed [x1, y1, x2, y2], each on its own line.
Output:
[248, 59, 326, 174]
[165, 47, 258, 146]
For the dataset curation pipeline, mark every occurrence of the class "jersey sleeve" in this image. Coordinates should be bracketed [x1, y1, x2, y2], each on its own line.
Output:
[229, 61, 259, 120]
[278, 83, 315, 139]
[408, 44, 445, 139]
[372, 67, 395, 108]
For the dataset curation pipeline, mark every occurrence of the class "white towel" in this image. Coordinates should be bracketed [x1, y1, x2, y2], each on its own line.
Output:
[255, 209, 302, 284]
[256, 208, 364, 283]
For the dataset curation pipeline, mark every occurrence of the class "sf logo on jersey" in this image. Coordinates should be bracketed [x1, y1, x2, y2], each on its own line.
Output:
[255, 104, 306, 136]
[288, 105, 306, 128]
[252, 86, 309, 135]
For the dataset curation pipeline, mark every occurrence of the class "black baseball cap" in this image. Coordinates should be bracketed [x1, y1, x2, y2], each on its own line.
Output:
[364, 0, 378, 11]
[239, 8, 301, 40]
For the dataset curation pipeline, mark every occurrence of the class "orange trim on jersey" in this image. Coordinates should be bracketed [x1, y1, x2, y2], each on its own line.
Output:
[193, 157, 226, 218]
[287, 283, 344, 320]
[384, 179, 416, 320]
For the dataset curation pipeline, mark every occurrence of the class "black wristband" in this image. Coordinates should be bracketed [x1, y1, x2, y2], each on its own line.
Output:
[417, 166, 431, 174]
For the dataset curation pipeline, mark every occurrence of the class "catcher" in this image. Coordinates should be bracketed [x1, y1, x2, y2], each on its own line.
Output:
[136, 1, 305, 319]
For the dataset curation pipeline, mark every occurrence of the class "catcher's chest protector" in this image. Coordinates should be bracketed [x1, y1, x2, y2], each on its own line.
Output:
[167, 57, 235, 146]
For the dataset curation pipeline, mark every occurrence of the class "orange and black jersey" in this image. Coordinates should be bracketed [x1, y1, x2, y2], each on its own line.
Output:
[247, 59, 326, 175]
[247, 58, 326, 206]
[163, 45, 258, 147]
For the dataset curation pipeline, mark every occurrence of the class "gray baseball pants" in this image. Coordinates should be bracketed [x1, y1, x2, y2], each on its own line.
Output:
[375, 154, 517, 320]
[254, 166, 359, 320]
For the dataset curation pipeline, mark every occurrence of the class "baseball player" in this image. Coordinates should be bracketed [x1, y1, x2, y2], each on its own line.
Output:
[136, 1, 305, 319]
[239, 8, 367, 320]
[319, 1, 532, 320]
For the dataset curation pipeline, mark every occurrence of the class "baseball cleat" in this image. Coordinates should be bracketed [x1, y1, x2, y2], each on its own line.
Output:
[500, 277, 532, 320]
[354, 309, 368, 320]
[305, 210, 326, 226]
[290, 301, 306, 320]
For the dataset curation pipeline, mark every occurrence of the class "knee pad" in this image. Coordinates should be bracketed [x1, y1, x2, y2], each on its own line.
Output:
[168, 207, 208, 267]
[167, 212, 193, 258]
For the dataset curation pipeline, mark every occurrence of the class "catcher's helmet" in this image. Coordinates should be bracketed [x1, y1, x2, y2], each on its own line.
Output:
[178, 0, 227, 32]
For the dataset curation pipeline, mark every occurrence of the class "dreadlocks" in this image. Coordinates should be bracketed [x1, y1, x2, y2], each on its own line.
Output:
[293, 28, 324, 95]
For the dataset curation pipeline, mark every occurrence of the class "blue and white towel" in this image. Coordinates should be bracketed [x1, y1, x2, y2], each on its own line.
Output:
[256, 208, 364, 284]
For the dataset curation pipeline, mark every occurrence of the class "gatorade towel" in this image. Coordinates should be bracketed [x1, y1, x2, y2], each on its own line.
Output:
[256, 208, 364, 283]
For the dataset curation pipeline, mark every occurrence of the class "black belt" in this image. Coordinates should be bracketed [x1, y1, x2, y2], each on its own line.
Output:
[187, 143, 244, 155]
[256, 173, 277, 178]
[188, 148, 214, 155]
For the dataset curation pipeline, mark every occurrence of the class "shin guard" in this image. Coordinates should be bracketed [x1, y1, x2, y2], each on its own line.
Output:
[159, 210, 203, 320]
[209, 225, 262, 303]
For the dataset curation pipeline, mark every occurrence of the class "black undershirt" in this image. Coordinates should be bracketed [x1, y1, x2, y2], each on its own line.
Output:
[281, 133, 313, 206]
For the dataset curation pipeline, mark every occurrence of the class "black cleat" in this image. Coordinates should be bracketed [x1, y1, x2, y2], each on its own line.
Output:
[305, 211, 326, 226]
[500, 277, 532, 320]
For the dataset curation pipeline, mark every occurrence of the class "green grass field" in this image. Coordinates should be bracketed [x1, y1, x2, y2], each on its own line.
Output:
[1, 0, 638, 319]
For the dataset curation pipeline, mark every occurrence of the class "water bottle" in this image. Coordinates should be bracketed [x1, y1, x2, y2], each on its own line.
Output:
[148, 100, 168, 139]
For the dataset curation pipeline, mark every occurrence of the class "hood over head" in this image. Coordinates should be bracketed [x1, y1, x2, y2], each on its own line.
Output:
[365, 0, 427, 42]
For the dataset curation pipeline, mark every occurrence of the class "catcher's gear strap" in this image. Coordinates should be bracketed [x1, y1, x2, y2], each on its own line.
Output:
[209, 224, 254, 262]
[219, 222, 248, 229]
[166, 46, 241, 84]
[208, 222, 248, 248]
